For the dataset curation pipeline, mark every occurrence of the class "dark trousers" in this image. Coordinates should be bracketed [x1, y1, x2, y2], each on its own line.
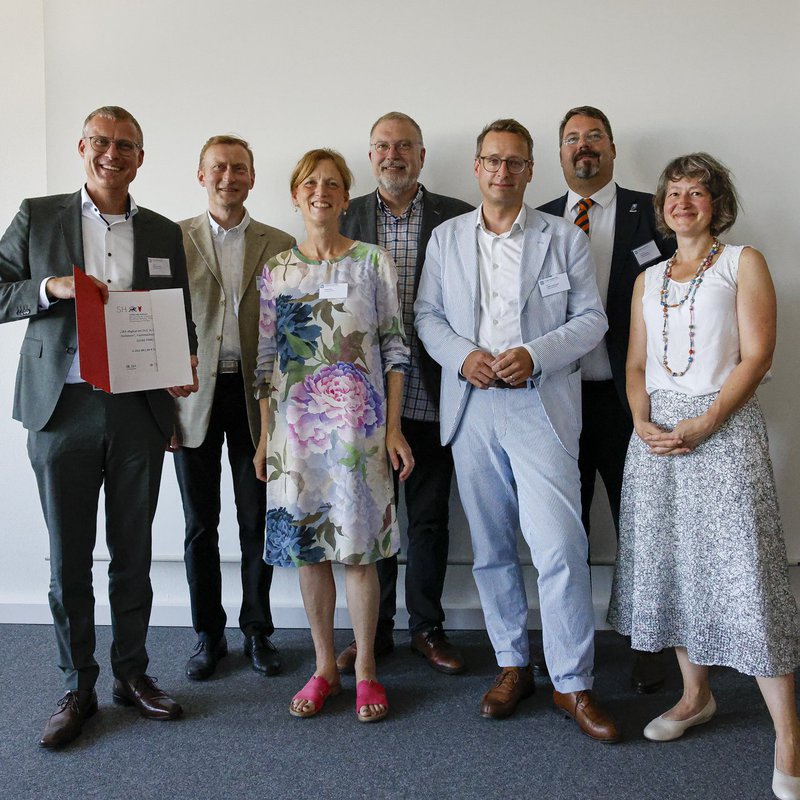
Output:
[27, 384, 166, 691]
[578, 380, 632, 541]
[173, 373, 273, 642]
[377, 417, 454, 636]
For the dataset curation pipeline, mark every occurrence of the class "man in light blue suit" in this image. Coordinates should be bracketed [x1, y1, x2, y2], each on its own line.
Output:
[415, 119, 619, 741]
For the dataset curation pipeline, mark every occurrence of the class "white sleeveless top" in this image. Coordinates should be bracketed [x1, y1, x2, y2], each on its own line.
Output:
[644, 244, 746, 396]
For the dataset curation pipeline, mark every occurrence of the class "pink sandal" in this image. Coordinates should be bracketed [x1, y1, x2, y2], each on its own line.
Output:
[289, 675, 341, 718]
[356, 679, 389, 723]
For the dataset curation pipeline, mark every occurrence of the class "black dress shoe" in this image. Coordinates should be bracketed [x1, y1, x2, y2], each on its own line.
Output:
[631, 649, 666, 694]
[186, 636, 228, 681]
[531, 647, 549, 678]
[244, 634, 281, 676]
[112, 675, 183, 720]
[39, 689, 98, 748]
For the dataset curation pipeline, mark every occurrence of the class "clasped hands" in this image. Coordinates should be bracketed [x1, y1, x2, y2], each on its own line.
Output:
[634, 414, 714, 456]
[461, 347, 533, 389]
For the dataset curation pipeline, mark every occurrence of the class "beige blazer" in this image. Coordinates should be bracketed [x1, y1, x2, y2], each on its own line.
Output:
[175, 213, 295, 448]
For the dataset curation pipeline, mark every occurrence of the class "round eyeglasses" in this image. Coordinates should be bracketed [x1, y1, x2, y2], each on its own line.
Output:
[477, 156, 531, 174]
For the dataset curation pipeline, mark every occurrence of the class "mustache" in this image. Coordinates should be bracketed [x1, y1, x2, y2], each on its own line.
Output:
[381, 160, 406, 170]
[574, 148, 599, 163]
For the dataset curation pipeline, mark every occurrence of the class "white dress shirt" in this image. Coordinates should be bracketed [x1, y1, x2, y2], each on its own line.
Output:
[564, 181, 615, 380]
[42, 186, 139, 384]
[207, 209, 250, 362]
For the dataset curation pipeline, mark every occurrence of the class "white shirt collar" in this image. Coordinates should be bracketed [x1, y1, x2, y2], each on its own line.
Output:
[567, 180, 616, 212]
[207, 208, 251, 236]
[80, 184, 138, 220]
[476, 203, 527, 236]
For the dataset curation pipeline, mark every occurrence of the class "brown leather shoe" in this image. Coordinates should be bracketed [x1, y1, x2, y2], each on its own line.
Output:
[631, 649, 666, 694]
[411, 628, 465, 675]
[480, 666, 535, 719]
[112, 675, 183, 720]
[39, 689, 98, 748]
[553, 689, 620, 742]
[335, 631, 394, 675]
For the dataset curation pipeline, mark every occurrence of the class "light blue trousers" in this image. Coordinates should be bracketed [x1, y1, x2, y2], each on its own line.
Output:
[451, 386, 595, 693]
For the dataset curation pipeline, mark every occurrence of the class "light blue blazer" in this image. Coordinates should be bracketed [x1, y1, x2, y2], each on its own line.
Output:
[414, 205, 608, 458]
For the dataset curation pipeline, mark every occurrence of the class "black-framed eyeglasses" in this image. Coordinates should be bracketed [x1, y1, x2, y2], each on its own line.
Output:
[84, 135, 142, 156]
[477, 156, 531, 174]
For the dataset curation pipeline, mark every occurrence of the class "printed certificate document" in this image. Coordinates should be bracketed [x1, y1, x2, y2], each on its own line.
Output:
[74, 267, 192, 393]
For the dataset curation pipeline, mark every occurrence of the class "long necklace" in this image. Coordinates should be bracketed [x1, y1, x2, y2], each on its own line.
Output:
[660, 238, 721, 377]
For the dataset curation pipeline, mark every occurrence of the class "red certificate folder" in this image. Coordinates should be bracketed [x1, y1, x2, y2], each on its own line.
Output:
[74, 266, 192, 393]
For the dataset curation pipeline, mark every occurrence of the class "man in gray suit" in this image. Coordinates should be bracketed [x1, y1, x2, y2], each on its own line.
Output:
[174, 136, 294, 681]
[337, 112, 472, 675]
[415, 119, 618, 740]
[0, 106, 198, 747]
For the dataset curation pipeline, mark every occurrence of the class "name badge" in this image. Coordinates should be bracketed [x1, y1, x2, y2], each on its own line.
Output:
[148, 257, 171, 277]
[319, 283, 348, 299]
[632, 240, 662, 267]
[538, 272, 570, 297]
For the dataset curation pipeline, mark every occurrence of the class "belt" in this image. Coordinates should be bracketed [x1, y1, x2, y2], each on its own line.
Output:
[218, 360, 240, 374]
[488, 379, 529, 390]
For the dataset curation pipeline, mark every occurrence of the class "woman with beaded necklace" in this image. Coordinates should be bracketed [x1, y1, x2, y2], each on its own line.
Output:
[608, 152, 800, 800]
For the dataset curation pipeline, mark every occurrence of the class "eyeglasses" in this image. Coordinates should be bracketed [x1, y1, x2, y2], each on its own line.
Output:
[84, 135, 142, 155]
[370, 140, 418, 154]
[561, 132, 607, 147]
[477, 156, 531, 174]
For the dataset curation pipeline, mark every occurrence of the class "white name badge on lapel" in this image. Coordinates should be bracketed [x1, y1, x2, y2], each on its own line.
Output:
[632, 240, 662, 266]
[148, 257, 171, 277]
[319, 283, 348, 299]
[538, 273, 571, 297]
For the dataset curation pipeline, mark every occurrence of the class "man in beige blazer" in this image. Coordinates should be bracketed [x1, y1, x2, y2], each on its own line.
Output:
[173, 135, 295, 681]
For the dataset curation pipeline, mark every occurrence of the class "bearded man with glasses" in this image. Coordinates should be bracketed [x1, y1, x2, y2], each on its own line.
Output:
[336, 111, 473, 676]
[415, 118, 619, 739]
[0, 105, 198, 747]
[538, 106, 675, 694]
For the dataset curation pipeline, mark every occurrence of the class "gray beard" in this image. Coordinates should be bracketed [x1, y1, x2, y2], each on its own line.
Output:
[378, 170, 417, 196]
[574, 161, 599, 180]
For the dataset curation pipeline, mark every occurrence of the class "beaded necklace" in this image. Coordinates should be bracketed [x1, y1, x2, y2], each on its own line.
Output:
[660, 238, 721, 377]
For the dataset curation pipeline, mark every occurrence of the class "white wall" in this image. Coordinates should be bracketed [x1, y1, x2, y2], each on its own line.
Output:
[1, 0, 799, 627]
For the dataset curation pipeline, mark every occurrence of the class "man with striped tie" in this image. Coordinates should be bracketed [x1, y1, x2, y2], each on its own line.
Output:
[538, 106, 675, 694]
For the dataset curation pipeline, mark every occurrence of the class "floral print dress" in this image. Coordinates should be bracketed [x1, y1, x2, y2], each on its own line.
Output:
[255, 242, 409, 567]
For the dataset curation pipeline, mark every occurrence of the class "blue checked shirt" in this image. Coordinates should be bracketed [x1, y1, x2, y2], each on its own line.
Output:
[376, 188, 437, 422]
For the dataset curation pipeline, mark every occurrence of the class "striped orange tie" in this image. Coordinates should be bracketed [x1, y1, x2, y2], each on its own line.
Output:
[574, 197, 595, 235]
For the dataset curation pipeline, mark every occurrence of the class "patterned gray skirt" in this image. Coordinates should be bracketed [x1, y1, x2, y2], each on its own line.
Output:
[608, 390, 800, 677]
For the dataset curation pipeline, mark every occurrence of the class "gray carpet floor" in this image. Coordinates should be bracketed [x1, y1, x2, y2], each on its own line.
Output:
[0, 624, 788, 800]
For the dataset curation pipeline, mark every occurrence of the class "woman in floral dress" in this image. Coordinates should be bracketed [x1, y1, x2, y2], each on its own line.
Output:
[254, 149, 412, 722]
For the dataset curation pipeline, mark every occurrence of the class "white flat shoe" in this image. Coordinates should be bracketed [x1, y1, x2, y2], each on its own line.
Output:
[773, 744, 800, 800]
[643, 694, 716, 741]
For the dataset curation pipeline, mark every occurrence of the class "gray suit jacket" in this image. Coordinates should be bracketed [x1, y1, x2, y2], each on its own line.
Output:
[340, 185, 473, 407]
[0, 190, 196, 437]
[414, 205, 608, 456]
[174, 213, 295, 448]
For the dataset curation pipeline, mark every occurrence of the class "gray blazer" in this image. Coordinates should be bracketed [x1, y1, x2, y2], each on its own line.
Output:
[414, 205, 608, 456]
[0, 190, 196, 438]
[174, 213, 295, 448]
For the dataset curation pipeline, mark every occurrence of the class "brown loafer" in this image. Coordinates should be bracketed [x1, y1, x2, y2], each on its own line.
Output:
[553, 689, 620, 742]
[39, 689, 98, 748]
[480, 665, 535, 719]
[335, 632, 394, 675]
[112, 675, 182, 720]
[411, 628, 465, 675]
